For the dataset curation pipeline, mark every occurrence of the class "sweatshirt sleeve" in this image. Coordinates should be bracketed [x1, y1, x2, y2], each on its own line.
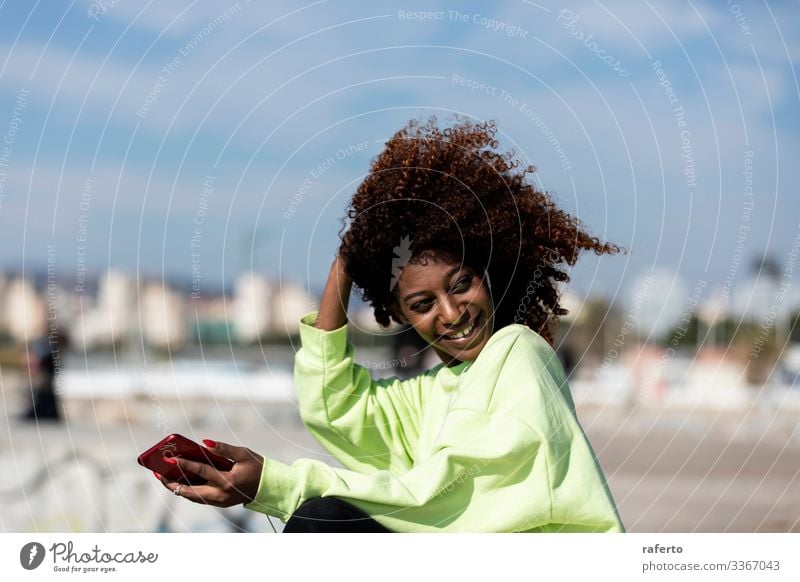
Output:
[244, 324, 624, 532]
[243, 405, 545, 531]
[290, 311, 426, 475]
[470, 326, 626, 533]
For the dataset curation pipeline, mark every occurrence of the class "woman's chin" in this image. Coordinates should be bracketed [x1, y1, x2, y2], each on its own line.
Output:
[436, 316, 491, 363]
[421, 309, 496, 365]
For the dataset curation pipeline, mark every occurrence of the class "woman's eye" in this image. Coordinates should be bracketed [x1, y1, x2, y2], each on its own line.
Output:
[409, 276, 471, 312]
[452, 275, 472, 292]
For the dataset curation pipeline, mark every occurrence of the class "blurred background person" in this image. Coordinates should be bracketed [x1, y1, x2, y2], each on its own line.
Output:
[21, 329, 69, 422]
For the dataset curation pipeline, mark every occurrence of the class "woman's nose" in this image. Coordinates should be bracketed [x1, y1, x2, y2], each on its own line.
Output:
[438, 298, 466, 328]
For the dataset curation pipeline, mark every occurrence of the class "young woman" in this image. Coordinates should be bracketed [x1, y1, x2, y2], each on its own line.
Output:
[157, 117, 626, 533]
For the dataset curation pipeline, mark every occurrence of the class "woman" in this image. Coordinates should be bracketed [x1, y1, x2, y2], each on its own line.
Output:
[157, 116, 626, 533]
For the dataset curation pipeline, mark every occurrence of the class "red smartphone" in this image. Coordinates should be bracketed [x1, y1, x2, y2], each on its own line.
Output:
[137, 434, 234, 485]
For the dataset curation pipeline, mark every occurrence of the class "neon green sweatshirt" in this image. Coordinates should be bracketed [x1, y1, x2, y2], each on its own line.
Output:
[244, 311, 625, 532]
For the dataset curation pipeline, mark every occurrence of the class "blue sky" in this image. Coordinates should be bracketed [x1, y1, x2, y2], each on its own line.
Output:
[0, 0, 798, 307]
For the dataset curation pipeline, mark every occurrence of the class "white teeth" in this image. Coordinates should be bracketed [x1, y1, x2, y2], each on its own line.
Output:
[445, 319, 475, 340]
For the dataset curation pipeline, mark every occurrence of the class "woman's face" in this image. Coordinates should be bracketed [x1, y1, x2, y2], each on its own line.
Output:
[390, 254, 495, 366]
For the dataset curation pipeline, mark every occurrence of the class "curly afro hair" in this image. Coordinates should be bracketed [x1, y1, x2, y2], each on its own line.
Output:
[339, 115, 623, 346]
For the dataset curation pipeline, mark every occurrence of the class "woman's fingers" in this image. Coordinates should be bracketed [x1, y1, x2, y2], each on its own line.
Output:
[159, 441, 264, 507]
[165, 456, 226, 487]
[202, 440, 260, 464]
[160, 477, 220, 506]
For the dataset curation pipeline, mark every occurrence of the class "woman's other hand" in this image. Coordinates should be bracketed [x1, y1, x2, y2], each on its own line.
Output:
[156, 440, 264, 507]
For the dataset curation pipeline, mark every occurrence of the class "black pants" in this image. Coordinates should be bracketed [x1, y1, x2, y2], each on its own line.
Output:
[23, 387, 61, 421]
[283, 497, 393, 533]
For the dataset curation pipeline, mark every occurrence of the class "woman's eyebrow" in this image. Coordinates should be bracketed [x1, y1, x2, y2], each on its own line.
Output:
[402, 266, 462, 302]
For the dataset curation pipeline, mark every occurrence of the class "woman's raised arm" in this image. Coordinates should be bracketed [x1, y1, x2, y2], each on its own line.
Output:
[296, 252, 424, 475]
[314, 255, 351, 331]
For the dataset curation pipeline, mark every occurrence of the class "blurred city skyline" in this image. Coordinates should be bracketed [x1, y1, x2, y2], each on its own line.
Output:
[0, 1, 798, 302]
[2, 253, 798, 350]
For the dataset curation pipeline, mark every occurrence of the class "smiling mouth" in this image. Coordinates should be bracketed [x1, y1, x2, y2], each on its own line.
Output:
[440, 312, 482, 343]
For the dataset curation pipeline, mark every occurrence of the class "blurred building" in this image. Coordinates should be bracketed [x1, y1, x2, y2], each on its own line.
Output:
[233, 272, 273, 343]
[3, 277, 46, 342]
[100, 270, 135, 340]
[141, 280, 187, 349]
[72, 270, 135, 348]
[271, 281, 315, 335]
[191, 294, 232, 344]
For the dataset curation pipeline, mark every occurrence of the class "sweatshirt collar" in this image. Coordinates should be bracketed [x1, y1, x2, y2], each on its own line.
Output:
[434, 322, 532, 378]
[441, 359, 471, 376]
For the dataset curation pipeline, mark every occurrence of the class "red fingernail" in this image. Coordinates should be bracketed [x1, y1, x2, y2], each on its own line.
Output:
[153, 472, 162, 480]
[202, 439, 217, 448]
[164, 457, 177, 465]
